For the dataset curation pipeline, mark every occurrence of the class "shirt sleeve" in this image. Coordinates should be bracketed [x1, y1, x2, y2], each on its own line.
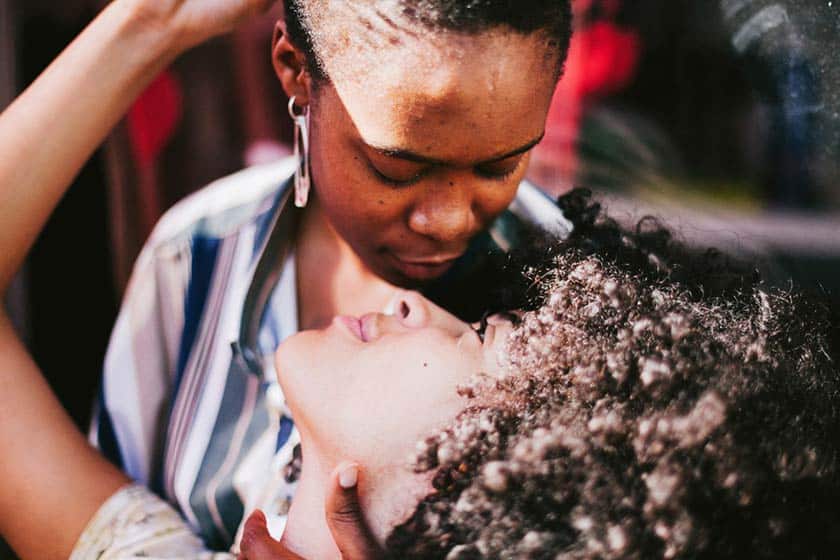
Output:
[70, 484, 233, 560]
[89, 231, 190, 484]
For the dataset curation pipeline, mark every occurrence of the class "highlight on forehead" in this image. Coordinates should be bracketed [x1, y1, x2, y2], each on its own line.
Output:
[293, 0, 569, 83]
[301, 0, 452, 86]
[303, 1, 423, 64]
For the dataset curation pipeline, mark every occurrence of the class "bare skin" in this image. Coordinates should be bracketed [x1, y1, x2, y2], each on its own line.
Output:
[239, 291, 514, 559]
[239, 464, 385, 560]
[0, 4, 184, 556]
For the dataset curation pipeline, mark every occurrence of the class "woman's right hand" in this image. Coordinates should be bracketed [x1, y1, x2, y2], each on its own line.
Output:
[128, 0, 278, 53]
[239, 463, 384, 560]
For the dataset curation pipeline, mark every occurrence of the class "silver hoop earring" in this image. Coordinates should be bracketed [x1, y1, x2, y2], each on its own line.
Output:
[288, 96, 311, 208]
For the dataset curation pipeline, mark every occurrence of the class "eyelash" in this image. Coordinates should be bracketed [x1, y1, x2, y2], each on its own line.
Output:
[473, 310, 522, 342]
[367, 162, 425, 187]
[368, 161, 519, 187]
[475, 165, 519, 181]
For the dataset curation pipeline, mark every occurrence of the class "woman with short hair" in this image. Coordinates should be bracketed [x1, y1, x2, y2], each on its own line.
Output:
[0, 0, 574, 556]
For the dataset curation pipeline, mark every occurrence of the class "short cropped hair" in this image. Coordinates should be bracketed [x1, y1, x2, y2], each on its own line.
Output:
[284, 0, 573, 81]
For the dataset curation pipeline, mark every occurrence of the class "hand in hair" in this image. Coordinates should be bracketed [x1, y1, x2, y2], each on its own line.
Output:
[129, 0, 278, 51]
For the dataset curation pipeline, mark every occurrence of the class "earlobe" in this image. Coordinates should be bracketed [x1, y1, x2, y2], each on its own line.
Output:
[272, 22, 311, 106]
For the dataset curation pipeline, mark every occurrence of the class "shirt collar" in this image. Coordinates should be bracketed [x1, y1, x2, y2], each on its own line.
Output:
[236, 178, 300, 375]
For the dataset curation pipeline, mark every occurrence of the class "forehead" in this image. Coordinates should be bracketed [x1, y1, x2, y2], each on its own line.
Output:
[314, 17, 559, 162]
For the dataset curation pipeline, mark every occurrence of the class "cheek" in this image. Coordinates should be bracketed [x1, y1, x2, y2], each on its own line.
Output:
[495, 154, 533, 210]
[330, 349, 471, 462]
[310, 129, 413, 241]
[275, 331, 350, 433]
[470, 153, 531, 221]
[473, 179, 522, 224]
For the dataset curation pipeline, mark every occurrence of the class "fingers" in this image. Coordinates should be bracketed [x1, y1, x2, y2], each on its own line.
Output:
[325, 462, 384, 560]
[246, 0, 279, 19]
[239, 510, 303, 560]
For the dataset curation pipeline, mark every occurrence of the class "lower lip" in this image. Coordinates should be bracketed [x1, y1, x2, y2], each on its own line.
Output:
[335, 316, 364, 341]
[387, 253, 459, 280]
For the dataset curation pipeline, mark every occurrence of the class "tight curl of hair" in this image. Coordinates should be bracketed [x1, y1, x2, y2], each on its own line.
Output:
[284, 0, 572, 81]
[386, 190, 840, 559]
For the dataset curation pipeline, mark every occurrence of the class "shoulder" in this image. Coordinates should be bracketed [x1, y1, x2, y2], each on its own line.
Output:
[147, 159, 296, 252]
[508, 181, 573, 238]
[488, 181, 573, 251]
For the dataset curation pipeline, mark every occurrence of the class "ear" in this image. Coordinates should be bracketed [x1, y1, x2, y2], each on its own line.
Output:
[272, 20, 312, 106]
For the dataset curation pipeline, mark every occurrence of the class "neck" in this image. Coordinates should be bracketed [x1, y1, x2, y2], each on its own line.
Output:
[280, 445, 341, 559]
[296, 196, 396, 330]
[280, 443, 436, 558]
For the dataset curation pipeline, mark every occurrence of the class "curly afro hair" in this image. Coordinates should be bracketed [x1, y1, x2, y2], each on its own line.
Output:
[386, 190, 840, 559]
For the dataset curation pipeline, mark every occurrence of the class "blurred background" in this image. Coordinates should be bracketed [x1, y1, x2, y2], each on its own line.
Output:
[0, 0, 838, 469]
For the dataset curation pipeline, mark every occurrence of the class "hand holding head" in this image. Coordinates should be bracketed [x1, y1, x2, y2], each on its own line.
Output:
[238, 463, 383, 560]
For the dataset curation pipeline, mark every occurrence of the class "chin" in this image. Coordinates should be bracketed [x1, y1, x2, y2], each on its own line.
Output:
[375, 265, 434, 290]
[365, 254, 443, 289]
[274, 331, 315, 385]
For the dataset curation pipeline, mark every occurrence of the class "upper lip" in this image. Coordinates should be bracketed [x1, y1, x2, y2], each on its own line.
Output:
[337, 316, 365, 342]
[359, 313, 380, 342]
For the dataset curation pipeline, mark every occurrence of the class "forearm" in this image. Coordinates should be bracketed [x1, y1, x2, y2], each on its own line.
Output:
[0, 7, 174, 547]
[0, 0, 180, 293]
[0, 312, 130, 560]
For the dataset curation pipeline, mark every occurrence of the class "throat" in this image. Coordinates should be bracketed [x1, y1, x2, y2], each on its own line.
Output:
[280, 448, 341, 559]
[296, 199, 396, 330]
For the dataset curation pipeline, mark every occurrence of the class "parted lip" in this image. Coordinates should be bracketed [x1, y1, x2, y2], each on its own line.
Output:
[336, 314, 382, 343]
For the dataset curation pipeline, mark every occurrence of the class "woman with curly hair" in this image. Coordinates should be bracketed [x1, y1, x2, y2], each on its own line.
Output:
[386, 193, 840, 559]
[241, 191, 840, 559]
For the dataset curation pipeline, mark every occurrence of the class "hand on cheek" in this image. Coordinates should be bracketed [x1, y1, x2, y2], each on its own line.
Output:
[238, 463, 384, 560]
[326, 462, 385, 560]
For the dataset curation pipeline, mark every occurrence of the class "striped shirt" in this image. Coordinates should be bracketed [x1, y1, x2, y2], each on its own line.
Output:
[90, 158, 571, 551]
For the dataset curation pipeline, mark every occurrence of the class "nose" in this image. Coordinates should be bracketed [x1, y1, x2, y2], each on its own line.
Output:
[389, 290, 472, 338]
[407, 179, 478, 245]
[391, 290, 430, 328]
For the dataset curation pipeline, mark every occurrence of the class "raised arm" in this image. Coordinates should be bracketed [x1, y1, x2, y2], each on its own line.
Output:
[0, 312, 129, 559]
[0, 1, 272, 558]
[0, 0, 273, 294]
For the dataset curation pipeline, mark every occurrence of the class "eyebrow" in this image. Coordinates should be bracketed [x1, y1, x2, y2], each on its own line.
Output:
[365, 132, 546, 166]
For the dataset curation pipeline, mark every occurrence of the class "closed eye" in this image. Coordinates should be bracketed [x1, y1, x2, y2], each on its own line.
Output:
[367, 161, 427, 186]
[474, 155, 525, 180]
[473, 310, 521, 341]
[474, 164, 519, 180]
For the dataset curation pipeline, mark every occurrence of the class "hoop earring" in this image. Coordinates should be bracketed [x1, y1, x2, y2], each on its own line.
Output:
[288, 96, 311, 208]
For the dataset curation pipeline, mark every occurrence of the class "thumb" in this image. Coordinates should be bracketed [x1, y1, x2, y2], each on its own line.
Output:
[239, 510, 303, 560]
[325, 462, 384, 559]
